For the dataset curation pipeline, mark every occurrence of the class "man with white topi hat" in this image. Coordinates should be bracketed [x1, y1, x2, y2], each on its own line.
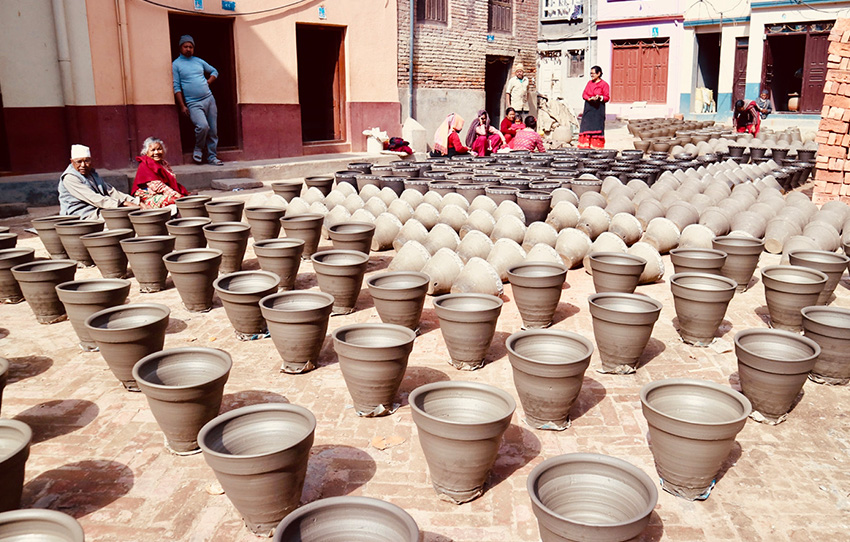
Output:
[505, 63, 531, 117]
[58, 144, 140, 219]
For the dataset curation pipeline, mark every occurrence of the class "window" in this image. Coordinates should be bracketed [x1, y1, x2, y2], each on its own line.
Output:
[568, 49, 585, 78]
[489, 0, 512, 33]
[417, 0, 447, 23]
[542, 0, 583, 21]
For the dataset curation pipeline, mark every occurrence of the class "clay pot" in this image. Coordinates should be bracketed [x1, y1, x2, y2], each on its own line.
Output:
[0, 419, 32, 513]
[527, 453, 657, 541]
[635, 199, 666, 229]
[214, 270, 280, 338]
[366, 271, 429, 332]
[203, 222, 250, 274]
[120, 235, 176, 292]
[665, 201, 700, 232]
[0, 248, 35, 303]
[788, 249, 849, 305]
[176, 195, 212, 218]
[570, 178, 603, 197]
[328, 222, 375, 254]
[80, 228, 134, 279]
[485, 185, 519, 204]
[280, 213, 324, 259]
[802, 306, 850, 385]
[245, 207, 285, 241]
[409, 381, 515, 503]
[253, 238, 304, 290]
[129, 208, 171, 236]
[271, 182, 303, 202]
[332, 323, 416, 417]
[381, 177, 407, 196]
[101, 206, 139, 230]
[640, 378, 750, 500]
[507, 263, 567, 330]
[434, 293, 503, 370]
[198, 403, 316, 535]
[588, 252, 647, 294]
[261, 291, 334, 373]
[85, 303, 170, 391]
[761, 265, 827, 332]
[669, 248, 726, 275]
[133, 347, 232, 454]
[11, 260, 77, 324]
[166, 217, 211, 251]
[670, 273, 737, 346]
[55, 219, 105, 266]
[305, 175, 334, 196]
[163, 249, 223, 312]
[589, 292, 662, 374]
[517, 190, 553, 226]
[734, 328, 820, 423]
[311, 250, 369, 314]
[205, 200, 245, 223]
[712, 235, 765, 293]
[0, 509, 84, 541]
[32, 215, 80, 259]
[55, 278, 131, 351]
[507, 330, 592, 430]
[272, 496, 419, 542]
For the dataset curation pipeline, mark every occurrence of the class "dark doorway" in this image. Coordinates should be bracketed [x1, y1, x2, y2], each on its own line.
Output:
[763, 34, 806, 111]
[168, 13, 239, 154]
[732, 38, 748, 109]
[0, 90, 10, 172]
[695, 33, 720, 112]
[485, 55, 511, 124]
[297, 24, 346, 143]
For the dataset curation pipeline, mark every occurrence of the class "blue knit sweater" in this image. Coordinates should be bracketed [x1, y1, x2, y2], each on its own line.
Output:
[172, 55, 218, 104]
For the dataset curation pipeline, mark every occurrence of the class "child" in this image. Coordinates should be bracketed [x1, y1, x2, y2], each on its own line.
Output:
[756, 90, 772, 120]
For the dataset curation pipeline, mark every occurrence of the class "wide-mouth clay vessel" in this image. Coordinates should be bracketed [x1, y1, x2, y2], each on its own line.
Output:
[163, 249, 223, 312]
[279, 213, 324, 259]
[198, 403, 316, 536]
[517, 190, 553, 225]
[245, 207, 285, 242]
[527, 453, 658, 542]
[305, 175, 334, 196]
[670, 273, 737, 346]
[640, 378, 751, 500]
[801, 306, 850, 385]
[253, 238, 304, 290]
[507, 262, 567, 329]
[332, 323, 416, 417]
[205, 200, 245, 223]
[32, 215, 81, 259]
[54, 219, 105, 267]
[11, 259, 77, 324]
[271, 182, 303, 202]
[0, 419, 32, 513]
[588, 292, 662, 374]
[133, 347, 232, 454]
[166, 217, 211, 252]
[669, 247, 727, 276]
[485, 185, 519, 204]
[101, 206, 139, 231]
[176, 195, 212, 218]
[328, 222, 376, 254]
[712, 235, 765, 292]
[433, 293, 503, 370]
[80, 228, 134, 279]
[588, 252, 647, 294]
[128, 208, 171, 237]
[55, 278, 131, 351]
[734, 328, 820, 424]
[260, 291, 334, 373]
[366, 271, 429, 332]
[409, 381, 515, 503]
[202, 222, 250, 274]
[0, 509, 85, 542]
[120, 235, 176, 292]
[506, 330, 593, 430]
[0, 248, 35, 303]
[85, 303, 170, 391]
[760, 265, 827, 332]
[213, 270, 280, 339]
[788, 249, 850, 305]
[311, 250, 370, 315]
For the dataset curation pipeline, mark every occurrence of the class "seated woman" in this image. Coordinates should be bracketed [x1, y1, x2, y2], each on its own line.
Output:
[500, 107, 523, 145]
[132, 137, 189, 208]
[734, 99, 761, 136]
[466, 110, 506, 156]
[509, 116, 545, 152]
[430, 113, 468, 157]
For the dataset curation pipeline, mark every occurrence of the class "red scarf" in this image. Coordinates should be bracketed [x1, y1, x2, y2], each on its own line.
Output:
[132, 155, 188, 195]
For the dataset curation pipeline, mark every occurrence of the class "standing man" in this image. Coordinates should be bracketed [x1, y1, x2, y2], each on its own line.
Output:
[506, 63, 531, 117]
[172, 35, 223, 166]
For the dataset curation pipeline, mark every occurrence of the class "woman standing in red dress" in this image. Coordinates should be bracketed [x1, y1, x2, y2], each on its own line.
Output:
[578, 66, 610, 149]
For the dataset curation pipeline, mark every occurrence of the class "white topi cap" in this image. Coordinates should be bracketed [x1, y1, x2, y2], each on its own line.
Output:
[71, 144, 91, 160]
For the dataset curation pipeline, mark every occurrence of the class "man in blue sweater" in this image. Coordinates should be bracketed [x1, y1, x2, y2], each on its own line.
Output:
[172, 35, 223, 165]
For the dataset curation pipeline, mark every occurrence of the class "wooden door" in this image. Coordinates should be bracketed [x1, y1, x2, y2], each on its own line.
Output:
[732, 38, 748, 108]
[802, 33, 829, 113]
[644, 42, 669, 103]
[612, 44, 640, 102]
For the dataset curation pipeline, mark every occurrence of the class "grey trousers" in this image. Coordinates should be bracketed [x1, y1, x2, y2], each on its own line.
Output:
[188, 94, 219, 162]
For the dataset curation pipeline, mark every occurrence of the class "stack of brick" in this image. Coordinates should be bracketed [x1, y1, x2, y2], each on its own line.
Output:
[814, 18, 850, 204]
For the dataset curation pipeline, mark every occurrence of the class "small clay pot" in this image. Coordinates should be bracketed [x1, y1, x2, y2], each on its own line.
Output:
[203, 222, 250, 274]
[0, 509, 84, 541]
[163, 249, 223, 312]
[244, 207, 285, 241]
[80, 228, 134, 279]
[366, 271, 429, 332]
[485, 185, 519, 204]
[670, 248, 726, 275]
[176, 195, 212, 218]
[328, 222, 375, 254]
[55, 219, 105, 266]
[166, 217, 211, 251]
[305, 175, 334, 196]
[517, 190, 553, 226]
[271, 182, 303, 202]
[507, 262, 567, 329]
[588, 252, 647, 294]
[588, 292, 662, 374]
[712, 235, 765, 292]
[133, 347, 232, 454]
[279, 213, 325, 259]
[802, 306, 850, 385]
[348, 161, 373, 174]
[253, 238, 304, 290]
[129, 208, 171, 236]
[55, 278, 131, 351]
[101, 206, 139, 231]
[403, 178, 432, 194]
[11, 259, 77, 324]
[120, 235, 176, 292]
[214, 270, 280, 338]
[670, 272, 737, 346]
[205, 200, 245, 223]
[0, 419, 32, 513]
[261, 291, 334, 373]
[380, 177, 407, 196]
[761, 265, 827, 332]
[788, 249, 849, 305]
[433, 293, 503, 370]
[570, 178, 603, 197]
[0, 248, 35, 303]
[456, 183, 486, 203]
[428, 181, 458, 196]
[311, 250, 369, 315]
[356, 174, 382, 192]
[32, 215, 80, 259]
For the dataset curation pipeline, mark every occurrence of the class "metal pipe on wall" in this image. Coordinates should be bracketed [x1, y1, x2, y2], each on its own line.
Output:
[51, 0, 75, 106]
[408, 0, 414, 119]
[115, 0, 138, 162]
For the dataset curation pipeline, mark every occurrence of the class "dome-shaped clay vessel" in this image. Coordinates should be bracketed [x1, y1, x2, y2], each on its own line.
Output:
[11, 259, 77, 324]
[163, 249, 222, 312]
[55, 278, 131, 351]
[0, 248, 35, 303]
[588, 252, 647, 294]
[670, 273, 737, 346]
[280, 213, 325, 259]
[202, 222, 250, 274]
[245, 207, 285, 241]
[788, 249, 849, 306]
[81, 228, 134, 278]
[176, 195, 212, 218]
[0, 509, 84, 542]
[0, 419, 32, 513]
[166, 217, 210, 252]
[761, 265, 827, 332]
[214, 270, 280, 338]
[55, 219, 105, 266]
[261, 291, 334, 373]
[712, 235, 765, 292]
[670, 248, 726, 276]
[433, 293, 503, 370]
[32, 215, 80, 259]
[120, 235, 176, 292]
[253, 238, 304, 291]
[311, 250, 369, 315]
[802, 306, 850, 385]
[129, 208, 171, 236]
[205, 200, 245, 223]
[507, 262, 568, 329]
[366, 271, 429, 332]
[589, 292, 662, 374]
[328, 222, 375, 254]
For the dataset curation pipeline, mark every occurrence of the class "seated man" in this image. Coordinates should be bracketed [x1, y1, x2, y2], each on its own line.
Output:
[58, 144, 140, 219]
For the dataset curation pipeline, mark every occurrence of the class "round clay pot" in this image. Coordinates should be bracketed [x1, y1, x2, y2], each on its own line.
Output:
[245, 207, 285, 241]
[261, 291, 334, 373]
[253, 238, 304, 290]
[366, 271, 429, 332]
[433, 293, 503, 370]
[801, 306, 850, 385]
[214, 270, 280, 338]
[665, 201, 700, 232]
[403, 178, 432, 194]
[527, 453, 658, 542]
[176, 195, 212, 218]
[380, 177, 407, 196]
[85, 303, 170, 391]
[788, 249, 849, 305]
[347, 161, 373, 174]
[332, 323, 416, 417]
[311, 250, 369, 315]
[271, 182, 303, 202]
[0, 234, 16, 249]
[279, 213, 324, 259]
[635, 199, 666, 229]
[456, 183, 486, 203]
[198, 403, 316, 535]
[670, 273, 737, 346]
[670, 248, 726, 276]
[485, 185, 519, 204]
[0, 508, 85, 541]
[570, 178, 603, 198]
[734, 328, 820, 424]
[588, 292, 663, 374]
[305, 175, 334, 196]
[517, 190, 553, 226]
[55, 219, 105, 266]
[163, 249, 223, 312]
[120, 235, 176, 292]
[328, 222, 375, 254]
[80, 228, 134, 279]
[409, 381, 515, 503]
[640, 378, 750, 500]
[0, 248, 35, 303]
[761, 265, 827, 332]
[55, 278, 131, 351]
[272, 496, 420, 542]
[32, 215, 80, 259]
[507, 330, 593, 430]
[0, 419, 32, 513]
[101, 206, 139, 230]
[712, 235, 765, 293]
[166, 217, 211, 251]
[428, 181, 458, 196]
[129, 208, 171, 236]
[356, 174, 382, 192]
[133, 347, 232, 454]
[202, 222, 250, 274]
[205, 200, 245, 223]
[507, 262, 567, 329]
[11, 259, 77, 324]
[588, 252, 647, 294]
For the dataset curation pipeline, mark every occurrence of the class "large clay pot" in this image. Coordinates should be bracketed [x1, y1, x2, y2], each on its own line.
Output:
[305, 175, 334, 196]
[81, 228, 134, 278]
[133, 347, 232, 454]
[433, 293, 503, 370]
[198, 403, 316, 535]
[311, 250, 369, 315]
[101, 206, 139, 230]
[527, 453, 657, 542]
[55, 219, 105, 266]
[640, 378, 750, 500]
[214, 270, 280, 338]
[280, 213, 324, 259]
[0, 419, 31, 513]
[788, 249, 849, 305]
[366, 271, 429, 332]
[166, 217, 211, 251]
[0, 509, 85, 541]
[120, 235, 176, 292]
[55, 278, 131, 351]
[163, 249, 223, 312]
[802, 306, 850, 385]
[507, 262, 567, 329]
[734, 328, 819, 424]
[32, 215, 80, 259]
[328, 222, 375, 254]
[670, 273, 737, 346]
[261, 291, 334, 373]
[271, 182, 302, 202]
[712, 235, 765, 293]
[485, 186, 519, 204]
[332, 323, 416, 417]
[253, 238, 304, 290]
[589, 292, 662, 374]
[588, 252, 646, 294]
[670, 247, 726, 276]
[409, 381, 515, 503]
[205, 200, 245, 223]
[11, 260, 77, 324]
[203, 222, 250, 274]
[129, 208, 171, 236]
[176, 195, 212, 218]
[507, 330, 593, 430]
[761, 265, 827, 332]
[85, 303, 170, 391]
[0, 248, 35, 303]
[517, 190, 553, 225]
[245, 207, 285, 241]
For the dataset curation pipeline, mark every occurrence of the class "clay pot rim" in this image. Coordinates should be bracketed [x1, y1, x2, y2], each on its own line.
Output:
[259, 290, 335, 312]
[253, 238, 306, 249]
[32, 215, 81, 225]
[271, 180, 303, 188]
[279, 213, 325, 225]
[310, 249, 370, 266]
[80, 228, 135, 240]
[84, 302, 171, 332]
[506, 329, 594, 366]
[328, 222, 377, 235]
[734, 328, 821, 362]
[202, 222, 251, 233]
[163, 248, 223, 263]
[801, 306, 850, 335]
[245, 206, 286, 214]
[761, 264, 828, 286]
[0, 509, 85, 541]
[433, 292, 504, 313]
[101, 206, 140, 216]
[788, 249, 850, 268]
[167, 217, 212, 229]
[588, 292, 663, 313]
[712, 235, 765, 252]
[640, 378, 752, 426]
[331, 322, 417, 350]
[0, 247, 35, 260]
[486, 186, 520, 193]
[213, 270, 281, 294]
[589, 252, 647, 268]
[129, 208, 171, 219]
[670, 272, 737, 290]
[177, 195, 212, 202]
[366, 271, 430, 290]
[305, 175, 334, 182]
[409, 380, 516, 426]
[507, 262, 568, 284]
[55, 278, 132, 295]
[669, 247, 727, 259]
[0, 418, 33, 461]
[204, 200, 244, 208]
[517, 190, 552, 200]
[132, 346, 233, 391]
[120, 235, 176, 245]
[11, 259, 77, 275]
[54, 219, 105, 229]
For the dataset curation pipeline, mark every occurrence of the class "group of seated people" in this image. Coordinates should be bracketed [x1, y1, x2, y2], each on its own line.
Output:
[431, 107, 545, 158]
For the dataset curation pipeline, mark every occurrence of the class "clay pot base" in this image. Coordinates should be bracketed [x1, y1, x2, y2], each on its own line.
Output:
[434, 482, 484, 505]
[448, 358, 485, 371]
[809, 373, 849, 385]
[660, 476, 716, 501]
[281, 360, 315, 374]
[748, 390, 803, 425]
[38, 314, 69, 325]
[356, 402, 400, 417]
[525, 415, 570, 431]
[139, 284, 167, 294]
[597, 363, 637, 375]
[236, 330, 270, 341]
[164, 434, 202, 456]
[122, 381, 142, 392]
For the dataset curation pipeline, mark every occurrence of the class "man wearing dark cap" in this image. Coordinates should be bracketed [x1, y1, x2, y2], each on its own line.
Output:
[172, 35, 223, 165]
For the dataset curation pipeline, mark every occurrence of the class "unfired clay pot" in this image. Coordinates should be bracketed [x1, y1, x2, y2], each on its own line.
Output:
[366, 271, 429, 332]
[101, 206, 139, 231]
[129, 208, 171, 236]
[0, 419, 31, 513]
[271, 182, 302, 202]
[669, 272, 737, 346]
[0, 509, 85, 541]
[670, 248, 726, 276]
[55, 219, 105, 266]
[203, 222, 250, 274]
[245, 207, 285, 241]
[214, 270, 280, 338]
[0, 248, 35, 303]
[81, 228, 134, 278]
[788, 249, 849, 305]
[712, 236, 765, 292]
[588, 252, 646, 294]
[588, 292, 662, 374]
[433, 293, 503, 370]
[311, 250, 369, 315]
[280, 213, 325, 259]
[761, 265, 827, 332]
[253, 238, 304, 290]
[55, 278, 131, 351]
[517, 190, 553, 225]
[205, 200, 245, 223]
[802, 306, 850, 385]
[11, 259, 77, 324]
[507, 262, 567, 329]
[176, 195, 212, 218]
[121, 235, 176, 292]
[261, 291, 334, 373]
[305, 175, 334, 196]
[166, 217, 211, 251]
[163, 249, 223, 312]
[328, 222, 375, 254]
[32, 215, 80, 259]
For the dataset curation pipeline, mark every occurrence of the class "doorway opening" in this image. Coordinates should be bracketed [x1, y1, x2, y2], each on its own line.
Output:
[0, 90, 10, 172]
[297, 24, 346, 143]
[167, 13, 239, 155]
[732, 37, 748, 109]
[695, 32, 720, 112]
[763, 34, 805, 112]
[485, 55, 512, 124]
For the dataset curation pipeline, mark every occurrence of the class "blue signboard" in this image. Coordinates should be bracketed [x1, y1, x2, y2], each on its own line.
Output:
[194, 0, 203, 10]
[651, 26, 659, 37]
[222, 1, 235, 10]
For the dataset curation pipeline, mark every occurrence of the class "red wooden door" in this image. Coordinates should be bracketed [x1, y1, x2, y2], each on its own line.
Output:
[612, 44, 641, 102]
[802, 33, 829, 113]
[733, 38, 748, 108]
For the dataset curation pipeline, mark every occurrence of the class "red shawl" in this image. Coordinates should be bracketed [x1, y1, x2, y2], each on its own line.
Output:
[132, 155, 189, 196]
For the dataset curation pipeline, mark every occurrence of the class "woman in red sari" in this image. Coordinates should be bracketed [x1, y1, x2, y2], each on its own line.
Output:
[578, 66, 610, 149]
[466, 110, 506, 156]
[132, 137, 189, 208]
[734, 99, 761, 136]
